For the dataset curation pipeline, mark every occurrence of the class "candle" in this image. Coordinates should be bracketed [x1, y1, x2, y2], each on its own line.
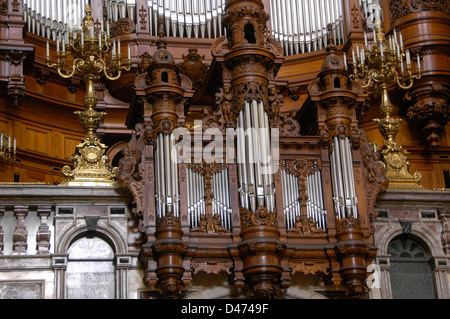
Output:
[356, 44, 360, 59]
[99, 30, 102, 49]
[107, 21, 110, 36]
[128, 44, 131, 60]
[343, 52, 347, 68]
[118, 40, 121, 56]
[380, 45, 384, 58]
[364, 32, 368, 47]
[62, 39, 65, 53]
[401, 60, 404, 73]
[394, 29, 397, 44]
[46, 41, 50, 57]
[399, 33, 403, 48]
[56, 39, 60, 53]
[90, 25, 94, 39]
[417, 53, 421, 70]
[0, 132, 3, 147]
[101, 20, 104, 34]
[13, 138, 16, 152]
[8, 136, 11, 148]
[373, 30, 377, 44]
[81, 30, 84, 46]
[113, 40, 116, 56]
[361, 48, 365, 64]
[406, 50, 411, 65]
[352, 49, 356, 65]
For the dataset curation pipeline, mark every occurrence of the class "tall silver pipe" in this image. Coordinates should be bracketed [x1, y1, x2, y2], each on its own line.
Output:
[244, 102, 256, 212]
[333, 137, 345, 218]
[330, 147, 341, 219]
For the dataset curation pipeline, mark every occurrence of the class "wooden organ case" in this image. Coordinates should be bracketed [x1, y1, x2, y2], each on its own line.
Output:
[116, 0, 388, 299]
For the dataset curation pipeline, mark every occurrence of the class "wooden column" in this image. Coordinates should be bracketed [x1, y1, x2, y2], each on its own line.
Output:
[383, 0, 450, 149]
[212, 0, 286, 298]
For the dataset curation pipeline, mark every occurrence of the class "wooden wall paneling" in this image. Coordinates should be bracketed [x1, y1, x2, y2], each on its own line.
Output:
[23, 123, 51, 156]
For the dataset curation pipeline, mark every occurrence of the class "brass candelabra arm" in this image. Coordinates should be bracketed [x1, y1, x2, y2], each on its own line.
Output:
[103, 55, 132, 81]
[396, 66, 421, 90]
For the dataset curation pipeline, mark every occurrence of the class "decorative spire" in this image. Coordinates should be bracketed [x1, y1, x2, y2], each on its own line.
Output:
[82, 4, 94, 31]
[326, 24, 336, 52]
[156, 16, 167, 49]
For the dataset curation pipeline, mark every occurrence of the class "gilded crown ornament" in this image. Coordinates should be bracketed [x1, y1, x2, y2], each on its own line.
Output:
[348, 6, 423, 190]
[46, 4, 131, 186]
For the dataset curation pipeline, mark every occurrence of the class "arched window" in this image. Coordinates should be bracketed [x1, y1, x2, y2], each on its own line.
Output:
[161, 71, 169, 83]
[388, 235, 436, 299]
[334, 77, 341, 88]
[244, 23, 257, 44]
[66, 234, 116, 299]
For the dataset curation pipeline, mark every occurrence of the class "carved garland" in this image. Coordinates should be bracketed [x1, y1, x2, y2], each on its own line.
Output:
[389, 0, 450, 21]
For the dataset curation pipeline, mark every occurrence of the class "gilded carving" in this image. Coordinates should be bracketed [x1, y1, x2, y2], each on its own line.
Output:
[289, 261, 330, 275]
[191, 261, 233, 275]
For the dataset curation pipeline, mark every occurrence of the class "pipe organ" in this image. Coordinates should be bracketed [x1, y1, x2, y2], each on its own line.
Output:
[146, 0, 225, 39]
[306, 165, 327, 231]
[236, 101, 275, 214]
[186, 164, 232, 231]
[330, 136, 358, 220]
[281, 168, 301, 230]
[186, 166, 205, 229]
[154, 132, 180, 218]
[105, 0, 137, 25]
[22, 0, 381, 56]
[23, 0, 89, 40]
[7, 0, 397, 299]
[269, 0, 344, 55]
[282, 162, 327, 232]
[211, 167, 232, 231]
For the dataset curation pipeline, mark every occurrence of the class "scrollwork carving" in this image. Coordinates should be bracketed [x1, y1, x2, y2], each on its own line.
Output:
[390, 0, 450, 21]
[110, 18, 136, 36]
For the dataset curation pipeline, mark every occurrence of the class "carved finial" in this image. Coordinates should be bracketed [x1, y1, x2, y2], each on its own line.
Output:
[85, 4, 91, 16]
[327, 24, 334, 46]
[82, 4, 94, 31]
[156, 16, 167, 49]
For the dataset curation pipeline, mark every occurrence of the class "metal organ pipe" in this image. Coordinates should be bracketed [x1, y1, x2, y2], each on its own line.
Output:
[330, 137, 358, 220]
[237, 101, 276, 215]
[155, 132, 180, 218]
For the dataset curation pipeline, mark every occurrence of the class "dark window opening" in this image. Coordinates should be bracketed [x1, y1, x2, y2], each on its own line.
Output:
[334, 77, 341, 88]
[161, 71, 169, 83]
[244, 23, 256, 44]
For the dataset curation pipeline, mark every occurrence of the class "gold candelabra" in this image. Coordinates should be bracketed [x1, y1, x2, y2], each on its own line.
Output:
[347, 8, 423, 190]
[46, 4, 131, 186]
[0, 132, 16, 162]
